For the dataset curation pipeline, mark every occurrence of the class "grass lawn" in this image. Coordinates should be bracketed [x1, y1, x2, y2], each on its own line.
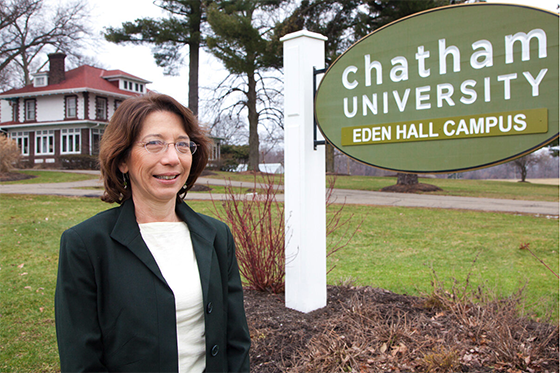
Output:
[202, 171, 559, 202]
[326, 204, 559, 321]
[330, 175, 559, 202]
[1, 193, 558, 372]
[0, 170, 98, 185]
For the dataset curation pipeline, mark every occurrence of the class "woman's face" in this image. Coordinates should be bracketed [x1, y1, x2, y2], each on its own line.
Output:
[119, 110, 192, 206]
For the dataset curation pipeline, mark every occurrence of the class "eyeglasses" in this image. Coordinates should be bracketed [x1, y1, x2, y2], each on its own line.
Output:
[137, 140, 198, 155]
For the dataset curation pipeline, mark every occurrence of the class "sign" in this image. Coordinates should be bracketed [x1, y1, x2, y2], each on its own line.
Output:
[315, 3, 559, 173]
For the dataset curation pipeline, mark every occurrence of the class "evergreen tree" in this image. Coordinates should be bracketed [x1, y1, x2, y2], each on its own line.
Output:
[206, 0, 285, 171]
[278, 0, 451, 178]
[104, 0, 205, 115]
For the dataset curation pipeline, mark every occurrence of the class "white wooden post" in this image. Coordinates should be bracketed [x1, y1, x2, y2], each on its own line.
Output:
[281, 30, 327, 313]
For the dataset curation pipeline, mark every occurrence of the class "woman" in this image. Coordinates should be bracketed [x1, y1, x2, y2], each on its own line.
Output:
[55, 93, 251, 373]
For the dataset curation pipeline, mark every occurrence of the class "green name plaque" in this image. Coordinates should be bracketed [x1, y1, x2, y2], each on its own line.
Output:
[315, 3, 559, 173]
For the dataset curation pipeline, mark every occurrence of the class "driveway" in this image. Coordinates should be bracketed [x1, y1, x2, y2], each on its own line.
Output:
[1, 173, 557, 216]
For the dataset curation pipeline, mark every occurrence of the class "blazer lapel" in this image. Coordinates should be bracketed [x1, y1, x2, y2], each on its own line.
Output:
[176, 201, 216, 301]
[110, 199, 168, 286]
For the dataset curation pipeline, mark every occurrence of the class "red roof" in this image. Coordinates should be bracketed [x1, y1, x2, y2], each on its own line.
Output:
[101, 69, 150, 83]
[0, 65, 149, 97]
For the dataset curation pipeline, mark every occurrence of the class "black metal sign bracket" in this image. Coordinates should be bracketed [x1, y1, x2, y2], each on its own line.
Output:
[313, 66, 327, 150]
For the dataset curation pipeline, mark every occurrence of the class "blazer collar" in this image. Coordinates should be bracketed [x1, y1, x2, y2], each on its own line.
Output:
[110, 199, 168, 285]
[176, 201, 217, 301]
[110, 198, 217, 300]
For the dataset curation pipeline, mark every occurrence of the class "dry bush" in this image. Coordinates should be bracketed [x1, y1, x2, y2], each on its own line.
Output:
[289, 290, 425, 372]
[212, 172, 360, 294]
[212, 172, 286, 293]
[0, 136, 20, 173]
[422, 261, 559, 372]
[293, 327, 364, 373]
[421, 346, 460, 373]
[486, 293, 559, 371]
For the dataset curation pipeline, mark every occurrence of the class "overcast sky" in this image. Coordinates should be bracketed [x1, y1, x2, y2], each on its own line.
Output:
[86, 0, 558, 119]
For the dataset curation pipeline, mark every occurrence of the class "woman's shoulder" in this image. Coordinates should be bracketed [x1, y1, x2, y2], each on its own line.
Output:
[195, 212, 232, 236]
[179, 202, 231, 235]
[195, 211, 225, 226]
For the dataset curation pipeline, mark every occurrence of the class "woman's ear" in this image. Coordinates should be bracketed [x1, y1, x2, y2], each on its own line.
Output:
[118, 161, 128, 174]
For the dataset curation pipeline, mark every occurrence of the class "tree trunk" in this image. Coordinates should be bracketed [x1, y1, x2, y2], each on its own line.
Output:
[20, 50, 31, 86]
[188, 41, 199, 116]
[397, 173, 418, 185]
[521, 166, 527, 182]
[187, 1, 202, 116]
[325, 142, 335, 173]
[247, 72, 259, 172]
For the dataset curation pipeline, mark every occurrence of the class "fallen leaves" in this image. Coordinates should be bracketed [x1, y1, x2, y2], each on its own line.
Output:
[247, 286, 559, 373]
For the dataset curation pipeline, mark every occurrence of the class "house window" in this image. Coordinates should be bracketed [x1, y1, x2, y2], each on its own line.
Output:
[96, 97, 107, 120]
[123, 81, 128, 89]
[10, 131, 29, 156]
[140, 84, 144, 92]
[36, 130, 54, 155]
[61, 128, 81, 154]
[135, 83, 139, 92]
[115, 100, 122, 110]
[91, 128, 104, 155]
[25, 99, 36, 121]
[66, 96, 77, 118]
[211, 144, 218, 161]
[34, 76, 46, 87]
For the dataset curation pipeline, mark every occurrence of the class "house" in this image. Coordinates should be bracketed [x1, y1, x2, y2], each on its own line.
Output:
[0, 53, 222, 169]
[0, 53, 150, 168]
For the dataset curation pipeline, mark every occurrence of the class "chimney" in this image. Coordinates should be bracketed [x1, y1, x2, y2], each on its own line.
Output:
[48, 53, 66, 85]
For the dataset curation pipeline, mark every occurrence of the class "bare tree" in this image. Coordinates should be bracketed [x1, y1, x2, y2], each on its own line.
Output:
[202, 70, 284, 166]
[511, 152, 546, 182]
[0, 0, 93, 87]
[205, 112, 249, 146]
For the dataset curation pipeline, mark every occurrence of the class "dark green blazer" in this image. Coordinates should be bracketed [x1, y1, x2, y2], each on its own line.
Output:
[55, 199, 250, 372]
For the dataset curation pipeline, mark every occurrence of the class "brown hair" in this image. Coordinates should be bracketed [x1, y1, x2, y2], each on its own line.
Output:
[98, 93, 210, 204]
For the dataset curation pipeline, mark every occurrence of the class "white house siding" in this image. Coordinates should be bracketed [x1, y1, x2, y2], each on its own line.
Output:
[108, 97, 117, 118]
[18, 100, 23, 122]
[77, 93, 85, 119]
[0, 100, 11, 123]
[88, 97, 95, 120]
[37, 95, 62, 122]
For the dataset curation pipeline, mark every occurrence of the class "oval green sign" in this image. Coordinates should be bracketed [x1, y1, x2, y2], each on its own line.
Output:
[315, 3, 559, 173]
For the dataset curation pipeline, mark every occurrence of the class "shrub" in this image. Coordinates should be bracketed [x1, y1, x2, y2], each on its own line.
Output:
[60, 154, 99, 170]
[212, 173, 286, 293]
[0, 136, 21, 173]
[219, 144, 250, 172]
[211, 173, 360, 293]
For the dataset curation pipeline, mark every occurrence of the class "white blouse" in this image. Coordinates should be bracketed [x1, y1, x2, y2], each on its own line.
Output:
[139, 221, 205, 373]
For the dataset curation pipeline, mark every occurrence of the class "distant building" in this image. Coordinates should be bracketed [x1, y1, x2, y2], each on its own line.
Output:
[0, 53, 149, 168]
[0, 53, 221, 168]
[235, 163, 284, 174]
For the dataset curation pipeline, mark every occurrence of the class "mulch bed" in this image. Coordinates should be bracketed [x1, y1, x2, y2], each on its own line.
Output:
[380, 183, 443, 193]
[245, 285, 559, 373]
[0, 172, 36, 182]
